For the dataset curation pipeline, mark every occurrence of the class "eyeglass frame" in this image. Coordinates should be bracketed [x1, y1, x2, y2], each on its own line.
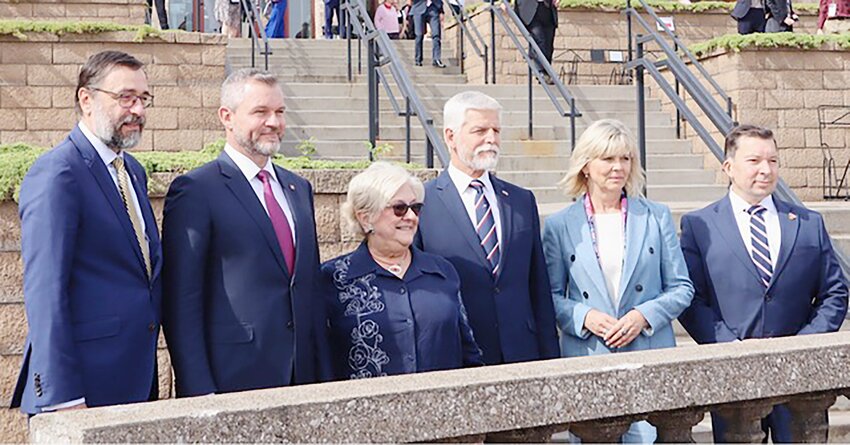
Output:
[88, 87, 154, 109]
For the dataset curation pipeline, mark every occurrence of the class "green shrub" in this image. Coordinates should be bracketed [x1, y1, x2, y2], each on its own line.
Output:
[0, 20, 165, 41]
[690, 32, 850, 56]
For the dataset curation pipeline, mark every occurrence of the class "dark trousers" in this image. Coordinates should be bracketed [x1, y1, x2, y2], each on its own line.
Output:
[766, 16, 793, 32]
[710, 404, 820, 443]
[737, 7, 766, 34]
[146, 0, 169, 29]
[325, 2, 341, 38]
[414, 6, 442, 64]
[526, 1, 555, 64]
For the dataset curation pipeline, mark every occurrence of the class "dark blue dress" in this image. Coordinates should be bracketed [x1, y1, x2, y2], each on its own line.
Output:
[265, 0, 287, 38]
[320, 243, 483, 380]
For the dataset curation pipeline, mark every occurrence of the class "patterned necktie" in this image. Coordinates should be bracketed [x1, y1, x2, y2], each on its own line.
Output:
[257, 170, 296, 275]
[469, 179, 501, 276]
[112, 156, 151, 278]
[747, 204, 773, 288]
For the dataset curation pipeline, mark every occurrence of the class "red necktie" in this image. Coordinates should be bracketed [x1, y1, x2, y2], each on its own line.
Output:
[257, 170, 296, 275]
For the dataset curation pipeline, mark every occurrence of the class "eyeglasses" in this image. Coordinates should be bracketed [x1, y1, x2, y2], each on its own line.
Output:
[89, 87, 154, 109]
[388, 201, 424, 217]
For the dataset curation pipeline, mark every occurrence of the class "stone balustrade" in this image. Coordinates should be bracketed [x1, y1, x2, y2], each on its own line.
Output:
[29, 332, 850, 443]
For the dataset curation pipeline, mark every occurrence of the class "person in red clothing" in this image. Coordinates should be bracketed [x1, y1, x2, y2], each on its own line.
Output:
[818, 0, 850, 33]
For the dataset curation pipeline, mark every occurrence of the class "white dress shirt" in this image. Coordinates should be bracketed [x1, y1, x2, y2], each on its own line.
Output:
[729, 188, 781, 269]
[447, 163, 502, 247]
[595, 213, 625, 308]
[79, 122, 146, 234]
[224, 144, 297, 245]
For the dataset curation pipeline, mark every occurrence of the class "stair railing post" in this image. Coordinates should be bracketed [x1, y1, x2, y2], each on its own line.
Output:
[528, 45, 534, 139]
[636, 37, 647, 196]
[368, 38, 378, 158]
[490, 0, 496, 84]
[674, 40, 681, 139]
[626, 0, 633, 63]
[426, 118, 435, 169]
[405, 97, 412, 164]
[346, 0, 352, 81]
[570, 97, 576, 152]
[459, 9, 466, 75]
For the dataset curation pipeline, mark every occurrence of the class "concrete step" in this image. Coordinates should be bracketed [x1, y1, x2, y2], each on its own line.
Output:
[227, 59, 465, 76]
[528, 184, 726, 204]
[281, 95, 661, 112]
[279, 138, 697, 158]
[284, 124, 677, 141]
[477, 169, 718, 189]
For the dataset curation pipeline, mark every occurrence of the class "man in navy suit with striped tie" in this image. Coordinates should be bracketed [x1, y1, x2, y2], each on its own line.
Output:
[679, 124, 848, 442]
[415, 91, 559, 366]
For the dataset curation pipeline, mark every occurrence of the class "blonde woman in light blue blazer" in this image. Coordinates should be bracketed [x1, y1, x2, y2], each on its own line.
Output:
[542, 119, 694, 443]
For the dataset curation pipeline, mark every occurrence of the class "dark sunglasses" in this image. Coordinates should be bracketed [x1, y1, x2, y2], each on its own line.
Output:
[388, 202, 424, 217]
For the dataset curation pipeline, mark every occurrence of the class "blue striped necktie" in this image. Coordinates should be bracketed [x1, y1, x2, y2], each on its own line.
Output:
[747, 204, 773, 287]
[469, 179, 501, 276]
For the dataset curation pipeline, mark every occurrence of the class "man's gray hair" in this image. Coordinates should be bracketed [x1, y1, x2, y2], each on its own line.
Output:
[443, 91, 502, 134]
[220, 68, 280, 110]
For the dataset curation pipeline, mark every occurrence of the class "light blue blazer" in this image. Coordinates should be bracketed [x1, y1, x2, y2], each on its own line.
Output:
[542, 196, 694, 357]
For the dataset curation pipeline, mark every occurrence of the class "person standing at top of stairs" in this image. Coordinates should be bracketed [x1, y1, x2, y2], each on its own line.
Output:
[412, 0, 446, 67]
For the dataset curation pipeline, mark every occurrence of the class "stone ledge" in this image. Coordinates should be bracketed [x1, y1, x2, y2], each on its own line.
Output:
[29, 332, 850, 443]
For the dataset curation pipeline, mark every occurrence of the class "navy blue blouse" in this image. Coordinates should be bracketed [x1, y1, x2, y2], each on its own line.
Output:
[320, 242, 484, 380]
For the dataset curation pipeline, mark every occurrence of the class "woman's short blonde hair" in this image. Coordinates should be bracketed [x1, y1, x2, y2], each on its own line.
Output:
[558, 119, 646, 198]
[341, 161, 425, 238]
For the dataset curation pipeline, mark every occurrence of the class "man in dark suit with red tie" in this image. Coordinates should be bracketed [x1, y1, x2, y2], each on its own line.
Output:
[162, 68, 325, 397]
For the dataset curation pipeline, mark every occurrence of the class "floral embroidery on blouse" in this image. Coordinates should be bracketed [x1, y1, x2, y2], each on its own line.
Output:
[332, 255, 390, 379]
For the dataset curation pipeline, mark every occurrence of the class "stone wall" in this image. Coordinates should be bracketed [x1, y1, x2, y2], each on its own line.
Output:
[0, 0, 147, 25]
[651, 45, 850, 201]
[0, 168, 435, 442]
[445, 7, 818, 86]
[0, 31, 226, 152]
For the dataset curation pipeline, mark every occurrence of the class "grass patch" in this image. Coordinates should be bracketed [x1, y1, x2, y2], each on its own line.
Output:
[690, 32, 850, 56]
[0, 20, 165, 41]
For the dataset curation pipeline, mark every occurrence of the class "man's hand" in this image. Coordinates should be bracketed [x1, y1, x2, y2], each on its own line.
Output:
[604, 309, 649, 348]
[784, 16, 795, 26]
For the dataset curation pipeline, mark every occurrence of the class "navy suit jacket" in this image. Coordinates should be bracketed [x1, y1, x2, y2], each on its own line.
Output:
[415, 170, 559, 365]
[679, 195, 848, 343]
[11, 125, 162, 414]
[162, 152, 324, 397]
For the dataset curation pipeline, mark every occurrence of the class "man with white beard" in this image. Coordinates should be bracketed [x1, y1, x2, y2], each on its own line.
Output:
[161, 68, 326, 397]
[415, 91, 559, 366]
[12, 51, 162, 414]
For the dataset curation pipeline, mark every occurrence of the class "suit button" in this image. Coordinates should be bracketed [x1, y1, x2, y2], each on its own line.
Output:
[648, 247, 655, 254]
[494, 287, 500, 294]
[582, 291, 589, 299]
[400, 288, 406, 295]
[287, 321, 294, 330]
[765, 294, 772, 301]
[635, 284, 643, 292]
[148, 323, 156, 332]
[570, 255, 575, 262]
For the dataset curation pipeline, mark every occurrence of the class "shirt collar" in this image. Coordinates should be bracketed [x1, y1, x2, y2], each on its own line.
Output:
[223, 143, 277, 183]
[728, 187, 776, 215]
[344, 241, 447, 281]
[447, 163, 493, 194]
[78, 121, 124, 168]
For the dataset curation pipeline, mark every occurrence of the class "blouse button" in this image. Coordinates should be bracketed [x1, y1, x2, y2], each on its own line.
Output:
[570, 255, 575, 262]
[649, 247, 655, 254]
[635, 284, 643, 292]
[582, 291, 589, 299]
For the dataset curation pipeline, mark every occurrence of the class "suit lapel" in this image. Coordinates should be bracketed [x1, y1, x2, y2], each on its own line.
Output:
[434, 170, 491, 270]
[490, 174, 511, 281]
[218, 152, 289, 276]
[710, 196, 762, 283]
[770, 198, 799, 288]
[564, 202, 614, 313]
[274, 164, 303, 280]
[618, 197, 648, 308]
[72, 127, 149, 278]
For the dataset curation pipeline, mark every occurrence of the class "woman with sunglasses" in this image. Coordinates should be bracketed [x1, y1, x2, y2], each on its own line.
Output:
[319, 161, 484, 381]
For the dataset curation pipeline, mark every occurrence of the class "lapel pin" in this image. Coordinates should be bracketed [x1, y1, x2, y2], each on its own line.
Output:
[501, 190, 509, 196]
[788, 212, 797, 221]
[289, 184, 296, 191]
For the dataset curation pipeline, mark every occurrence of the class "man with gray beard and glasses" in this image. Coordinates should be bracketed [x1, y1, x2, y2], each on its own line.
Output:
[12, 51, 162, 415]
[161, 68, 327, 397]
[415, 91, 559, 366]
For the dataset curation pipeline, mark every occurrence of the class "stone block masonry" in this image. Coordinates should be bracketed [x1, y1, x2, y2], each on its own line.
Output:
[0, 0, 147, 26]
[0, 31, 227, 152]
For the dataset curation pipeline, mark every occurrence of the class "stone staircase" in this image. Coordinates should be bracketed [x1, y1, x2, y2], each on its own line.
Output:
[228, 37, 850, 442]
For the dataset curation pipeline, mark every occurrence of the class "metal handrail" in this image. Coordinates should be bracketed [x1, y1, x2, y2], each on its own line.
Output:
[445, 3, 489, 83]
[624, 4, 850, 274]
[493, 0, 582, 149]
[342, 0, 450, 167]
[239, 0, 270, 70]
